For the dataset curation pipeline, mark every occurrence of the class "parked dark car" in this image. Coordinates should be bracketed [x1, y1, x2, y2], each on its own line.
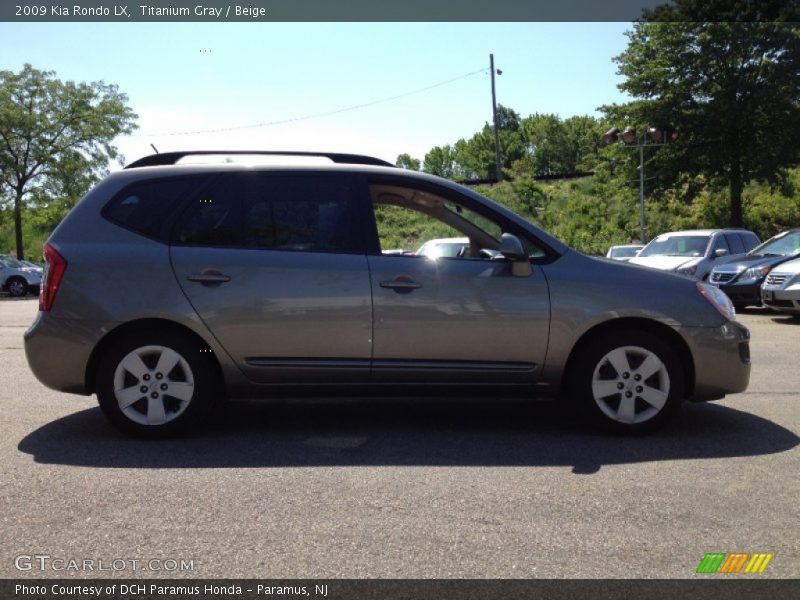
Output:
[709, 229, 800, 309]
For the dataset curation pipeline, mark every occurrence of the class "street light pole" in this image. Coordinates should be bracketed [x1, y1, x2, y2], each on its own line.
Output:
[490, 53, 503, 182]
[639, 144, 645, 244]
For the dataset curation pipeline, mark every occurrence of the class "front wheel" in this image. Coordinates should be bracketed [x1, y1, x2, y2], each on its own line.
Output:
[568, 331, 685, 434]
[6, 277, 28, 297]
[96, 330, 221, 437]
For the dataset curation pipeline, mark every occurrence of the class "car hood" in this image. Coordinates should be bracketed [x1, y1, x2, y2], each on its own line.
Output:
[542, 251, 725, 329]
[628, 255, 695, 271]
[768, 257, 800, 275]
[713, 254, 796, 273]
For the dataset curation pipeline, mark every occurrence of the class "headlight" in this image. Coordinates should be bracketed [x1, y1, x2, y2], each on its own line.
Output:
[675, 259, 701, 277]
[739, 265, 771, 282]
[697, 281, 736, 321]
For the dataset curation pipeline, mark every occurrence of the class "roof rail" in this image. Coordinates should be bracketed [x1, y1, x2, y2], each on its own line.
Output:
[125, 151, 395, 169]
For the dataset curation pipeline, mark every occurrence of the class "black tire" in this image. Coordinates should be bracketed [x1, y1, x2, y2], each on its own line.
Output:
[6, 276, 28, 297]
[567, 330, 685, 435]
[96, 329, 221, 438]
[734, 303, 748, 312]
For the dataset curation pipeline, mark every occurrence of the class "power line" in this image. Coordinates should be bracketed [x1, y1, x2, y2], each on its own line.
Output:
[133, 68, 488, 138]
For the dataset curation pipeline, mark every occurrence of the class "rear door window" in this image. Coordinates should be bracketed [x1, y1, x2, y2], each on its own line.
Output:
[172, 176, 244, 246]
[741, 232, 760, 251]
[710, 234, 729, 255]
[725, 233, 745, 254]
[172, 173, 365, 253]
[244, 176, 364, 253]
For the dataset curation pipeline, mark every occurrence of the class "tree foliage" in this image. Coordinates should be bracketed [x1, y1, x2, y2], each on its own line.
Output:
[0, 64, 137, 258]
[603, 9, 800, 226]
[422, 145, 457, 177]
[421, 106, 603, 181]
[395, 153, 420, 170]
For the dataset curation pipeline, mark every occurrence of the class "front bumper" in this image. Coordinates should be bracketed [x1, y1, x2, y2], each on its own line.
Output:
[679, 319, 751, 401]
[761, 286, 800, 314]
[716, 281, 762, 306]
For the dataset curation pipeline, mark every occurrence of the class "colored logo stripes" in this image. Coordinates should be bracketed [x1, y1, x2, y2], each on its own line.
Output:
[696, 552, 773, 574]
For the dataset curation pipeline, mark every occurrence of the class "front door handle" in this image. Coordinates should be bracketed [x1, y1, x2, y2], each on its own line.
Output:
[380, 277, 422, 292]
[187, 270, 231, 284]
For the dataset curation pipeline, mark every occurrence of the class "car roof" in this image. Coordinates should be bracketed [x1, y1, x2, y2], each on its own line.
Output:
[654, 229, 719, 237]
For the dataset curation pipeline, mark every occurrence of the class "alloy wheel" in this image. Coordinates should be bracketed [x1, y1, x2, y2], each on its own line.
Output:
[113, 345, 195, 426]
[590, 345, 670, 424]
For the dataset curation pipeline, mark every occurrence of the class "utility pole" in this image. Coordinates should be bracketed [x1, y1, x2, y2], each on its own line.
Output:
[490, 53, 503, 182]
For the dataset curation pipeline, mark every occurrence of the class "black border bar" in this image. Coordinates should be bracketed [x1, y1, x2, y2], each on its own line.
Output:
[3, 579, 800, 600]
[3, 0, 791, 23]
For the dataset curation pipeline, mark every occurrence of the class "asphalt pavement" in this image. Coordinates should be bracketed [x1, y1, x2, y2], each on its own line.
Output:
[1, 296, 798, 578]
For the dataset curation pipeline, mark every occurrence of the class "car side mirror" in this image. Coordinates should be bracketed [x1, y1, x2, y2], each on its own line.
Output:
[714, 248, 728, 258]
[500, 233, 532, 277]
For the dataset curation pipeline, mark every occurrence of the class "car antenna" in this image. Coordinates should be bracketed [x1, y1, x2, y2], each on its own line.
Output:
[150, 144, 159, 154]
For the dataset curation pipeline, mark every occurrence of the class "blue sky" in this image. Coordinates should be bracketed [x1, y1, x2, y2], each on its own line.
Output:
[0, 22, 632, 167]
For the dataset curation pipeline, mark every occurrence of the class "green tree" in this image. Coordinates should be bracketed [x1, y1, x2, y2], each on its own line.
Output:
[422, 145, 457, 177]
[518, 114, 570, 176]
[604, 9, 800, 227]
[0, 64, 137, 259]
[395, 153, 421, 171]
[451, 105, 525, 180]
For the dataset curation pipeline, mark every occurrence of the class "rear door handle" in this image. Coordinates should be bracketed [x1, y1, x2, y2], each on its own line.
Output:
[187, 270, 231, 284]
[380, 278, 422, 291]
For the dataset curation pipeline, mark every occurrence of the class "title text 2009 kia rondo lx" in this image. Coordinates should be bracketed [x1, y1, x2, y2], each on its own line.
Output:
[24, 151, 751, 437]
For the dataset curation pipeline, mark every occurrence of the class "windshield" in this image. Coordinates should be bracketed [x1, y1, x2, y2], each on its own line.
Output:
[638, 235, 710, 258]
[748, 231, 800, 257]
[610, 247, 640, 258]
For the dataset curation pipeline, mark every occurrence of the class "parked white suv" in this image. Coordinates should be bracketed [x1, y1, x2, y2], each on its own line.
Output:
[0, 254, 42, 297]
[629, 229, 760, 280]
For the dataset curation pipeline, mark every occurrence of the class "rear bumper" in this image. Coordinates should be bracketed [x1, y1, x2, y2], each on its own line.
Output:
[24, 313, 111, 395]
[679, 320, 751, 401]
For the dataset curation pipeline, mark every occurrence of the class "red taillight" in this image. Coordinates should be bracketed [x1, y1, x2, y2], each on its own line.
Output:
[39, 244, 67, 312]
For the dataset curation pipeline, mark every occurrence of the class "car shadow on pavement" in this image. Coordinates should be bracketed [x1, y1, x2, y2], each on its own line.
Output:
[17, 399, 799, 474]
[770, 315, 800, 325]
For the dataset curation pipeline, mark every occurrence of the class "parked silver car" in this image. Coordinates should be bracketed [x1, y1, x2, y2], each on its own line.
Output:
[629, 229, 760, 280]
[0, 254, 42, 297]
[761, 257, 800, 315]
[25, 151, 751, 437]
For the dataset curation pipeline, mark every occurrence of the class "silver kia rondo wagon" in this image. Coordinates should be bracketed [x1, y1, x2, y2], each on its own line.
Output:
[24, 151, 751, 437]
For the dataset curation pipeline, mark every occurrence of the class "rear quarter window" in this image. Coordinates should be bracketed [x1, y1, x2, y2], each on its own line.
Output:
[104, 176, 207, 240]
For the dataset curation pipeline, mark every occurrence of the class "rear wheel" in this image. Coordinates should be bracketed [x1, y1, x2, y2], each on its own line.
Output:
[6, 277, 27, 297]
[568, 331, 685, 434]
[96, 330, 221, 437]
